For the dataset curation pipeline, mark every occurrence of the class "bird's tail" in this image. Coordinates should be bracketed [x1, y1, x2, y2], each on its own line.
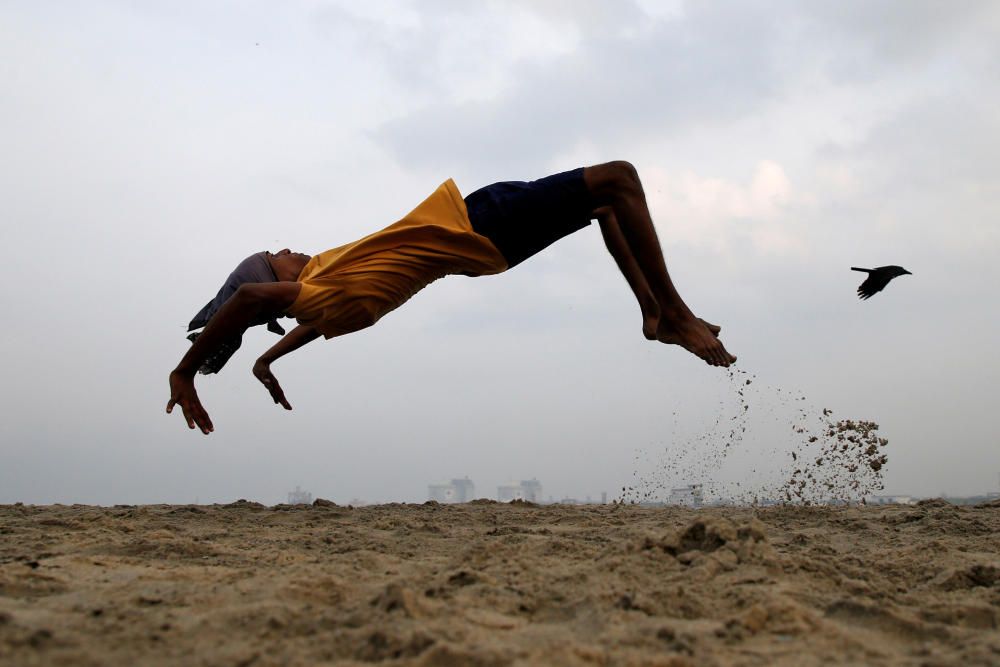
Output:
[851, 267, 871, 273]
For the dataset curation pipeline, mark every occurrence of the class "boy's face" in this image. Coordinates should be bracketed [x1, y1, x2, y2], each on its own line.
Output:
[267, 249, 312, 281]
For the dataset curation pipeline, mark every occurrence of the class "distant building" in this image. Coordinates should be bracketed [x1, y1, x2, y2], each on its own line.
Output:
[666, 484, 703, 508]
[428, 484, 457, 503]
[520, 479, 542, 502]
[498, 479, 543, 503]
[451, 477, 475, 503]
[287, 486, 312, 505]
[428, 477, 476, 504]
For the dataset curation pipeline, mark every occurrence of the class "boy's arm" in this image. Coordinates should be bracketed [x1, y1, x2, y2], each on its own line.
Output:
[167, 281, 301, 434]
[251, 324, 321, 410]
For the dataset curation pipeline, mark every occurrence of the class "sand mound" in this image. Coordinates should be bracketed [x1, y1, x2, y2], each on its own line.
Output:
[2, 502, 998, 665]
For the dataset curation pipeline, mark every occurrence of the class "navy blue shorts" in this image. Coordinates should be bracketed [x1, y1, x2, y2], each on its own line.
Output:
[464, 167, 595, 269]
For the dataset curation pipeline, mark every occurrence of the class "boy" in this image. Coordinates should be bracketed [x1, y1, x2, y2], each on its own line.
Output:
[168, 161, 735, 434]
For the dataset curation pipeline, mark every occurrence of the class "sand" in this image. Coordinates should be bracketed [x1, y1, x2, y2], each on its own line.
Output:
[2, 500, 999, 666]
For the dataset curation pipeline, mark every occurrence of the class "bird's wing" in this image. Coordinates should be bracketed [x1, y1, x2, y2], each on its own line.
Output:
[857, 274, 890, 300]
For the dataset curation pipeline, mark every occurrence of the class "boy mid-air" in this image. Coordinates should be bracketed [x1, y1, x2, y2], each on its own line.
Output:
[167, 161, 736, 434]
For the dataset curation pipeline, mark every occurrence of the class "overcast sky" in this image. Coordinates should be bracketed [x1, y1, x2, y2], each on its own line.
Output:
[2, 1, 998, 505]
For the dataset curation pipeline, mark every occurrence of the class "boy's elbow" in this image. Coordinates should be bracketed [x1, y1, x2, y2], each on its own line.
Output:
[235, 282, 299, 312]
[233, 283, 274, 314]
[233, 283, 263, 305]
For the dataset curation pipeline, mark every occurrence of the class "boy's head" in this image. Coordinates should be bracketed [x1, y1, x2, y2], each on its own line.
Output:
[185, 249, 311, 374]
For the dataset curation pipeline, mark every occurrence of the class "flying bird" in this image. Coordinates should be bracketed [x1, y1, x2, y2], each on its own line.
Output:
[851, 265, 911, 300]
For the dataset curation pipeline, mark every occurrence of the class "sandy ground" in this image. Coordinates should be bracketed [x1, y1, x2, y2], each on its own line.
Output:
[1, 500, 998, 666]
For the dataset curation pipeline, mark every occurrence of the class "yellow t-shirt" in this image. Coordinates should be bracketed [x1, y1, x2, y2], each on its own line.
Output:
[287, 179, 508, 338]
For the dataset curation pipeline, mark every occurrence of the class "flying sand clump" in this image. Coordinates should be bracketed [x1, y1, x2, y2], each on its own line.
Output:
[783, 415, 889, 503]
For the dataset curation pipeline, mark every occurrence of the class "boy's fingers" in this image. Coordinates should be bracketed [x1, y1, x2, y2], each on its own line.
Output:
[263, 378, 291, 411]
[265, 378, 284, 401]
[274, 389, 291, 410]
[167, 376, 213, 433]
[196, 405, 213, 433]
[195, 413, 211, 434]
[181, 404, 195, 429]
[179, 398, 212, 434]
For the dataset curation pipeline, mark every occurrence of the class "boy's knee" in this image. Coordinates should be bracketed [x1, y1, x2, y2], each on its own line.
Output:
[585, 160, 643, 204]
[607, 160, 640, 187]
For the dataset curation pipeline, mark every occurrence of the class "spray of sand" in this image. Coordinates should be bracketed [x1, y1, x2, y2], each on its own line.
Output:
[620, 368, 889, 505]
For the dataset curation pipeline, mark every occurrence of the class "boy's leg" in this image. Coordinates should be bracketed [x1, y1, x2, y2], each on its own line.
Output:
[595, 206, 660, 339]
[584, 161, 736, 367]
[596, 206, 722, 342]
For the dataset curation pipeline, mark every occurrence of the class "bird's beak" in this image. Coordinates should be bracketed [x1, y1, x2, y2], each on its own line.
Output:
[904, 270, 912, 275]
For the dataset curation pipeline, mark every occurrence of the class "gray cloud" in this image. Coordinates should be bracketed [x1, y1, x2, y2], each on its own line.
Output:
[372, 1, 998, 178]
[797, 0, 996, 81]
[371, 2, 785, 174]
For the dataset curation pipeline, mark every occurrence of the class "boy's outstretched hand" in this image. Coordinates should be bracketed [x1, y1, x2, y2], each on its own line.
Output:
[253, 359, 292, 410]
[167, 371, 214, 434]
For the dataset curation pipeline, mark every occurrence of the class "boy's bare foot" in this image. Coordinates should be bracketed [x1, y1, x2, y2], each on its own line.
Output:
[642, 313, 659, 340]
[655, 315, 736, 367]
[644, 315, 721, 341]
[700, 319, 721, 337]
